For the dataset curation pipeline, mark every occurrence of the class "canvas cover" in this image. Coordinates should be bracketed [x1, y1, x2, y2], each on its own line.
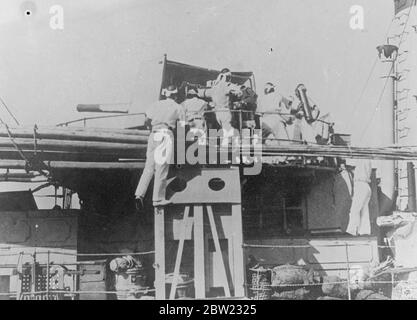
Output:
[160, 58, 254, 101]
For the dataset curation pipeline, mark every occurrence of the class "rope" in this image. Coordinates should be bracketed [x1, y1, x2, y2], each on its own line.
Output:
[0, 278, 413, 297]
[0, 95, 19, 126]
[31, 250, 155, 257]
[247, 279, 417, 288]
[19, 288, 156, 295]
[0, 118, 50, 178]
[358, 64, 394, 140]
[0, 243, 397, 258]
[0, 120, 30, 165]
[243, 243, 397, 249]
[0, 250, 155, 258]
[348, 16, 395, 131]
[1, 122, 52, 179]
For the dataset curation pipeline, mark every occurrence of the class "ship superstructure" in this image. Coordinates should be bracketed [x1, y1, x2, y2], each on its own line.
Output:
[1, 1, 417, 300]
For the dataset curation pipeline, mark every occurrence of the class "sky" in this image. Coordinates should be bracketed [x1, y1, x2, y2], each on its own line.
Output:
[0, 0, 396, 146]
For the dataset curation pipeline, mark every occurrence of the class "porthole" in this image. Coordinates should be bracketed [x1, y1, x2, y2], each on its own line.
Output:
[208, 178, 225, 191]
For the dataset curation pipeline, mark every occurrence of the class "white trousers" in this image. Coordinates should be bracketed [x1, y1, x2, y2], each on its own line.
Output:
[346, 181, 371, 236]
[262, 115, 290, 145]
[135, 131, 172, 205]
[293, 118, 317, 143]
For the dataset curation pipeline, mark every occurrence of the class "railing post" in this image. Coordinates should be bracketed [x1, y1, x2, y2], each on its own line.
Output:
[31, 250, 37, 299]
[239, 110, 243, 163]
[16, 252, 22, 300]
[259, 112, 263, 145]
[238, 109, 243, 133]
[345, 243, 352, 300]
[154, 206, 166, 300]
[46, 251, 50, 300]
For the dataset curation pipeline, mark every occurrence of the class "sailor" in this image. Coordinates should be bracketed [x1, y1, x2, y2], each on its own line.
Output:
[134, 85, 185, 209]
[182, 88, 208, 131]
[234, 84, 258, 129]
[345, 159, 372, 236]
[293, 84, 319, 144]
[182, 88, 208, 145]
[197, 68, 242, 146]
[257, 82, 295, 145]
[109, 256, 139, 273]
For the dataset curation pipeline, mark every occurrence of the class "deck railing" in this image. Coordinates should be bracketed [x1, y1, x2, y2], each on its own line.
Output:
[0, 242, 406, 300]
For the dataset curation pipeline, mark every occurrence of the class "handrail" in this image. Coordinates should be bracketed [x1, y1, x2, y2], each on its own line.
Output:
[199, 108, 334, 126]
[0, 276, 409, 299]
[0, 242, 403, 300]
[56, 109, 332, 128]
[0, 250, 154, 257]
[0, 243, 397, 259]
[56, 112, 146, 127]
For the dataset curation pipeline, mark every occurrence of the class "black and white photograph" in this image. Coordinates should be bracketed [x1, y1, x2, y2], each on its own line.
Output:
[0, 0, 417, 305]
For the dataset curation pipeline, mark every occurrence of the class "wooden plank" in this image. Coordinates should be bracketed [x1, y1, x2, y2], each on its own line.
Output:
[169, 206, 191, 300]
[0, 146, 143, 161]
[0, 177, 44, 183]
[154, 207, 166, 300]
[0, 160, 145, 170]
[262, 144, 417, 161]
[46, 161, 146, 170]
[0, 137, 146, 152]
[206, 205, 231, 297]
[193, 205, 206, 299]
[0, 127, 149, 143]
[4, 126, 417, 160]
[231, 204, 245, 297]
[0, 148, 122, 162]
[2, 126, 150, 136]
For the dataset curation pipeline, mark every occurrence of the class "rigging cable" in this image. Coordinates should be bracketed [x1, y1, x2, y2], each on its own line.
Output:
[348, 16, 395, 132]
[0, 95, 20, 126]
[358, 4, 414, 140]
[0, 117, 49, 177]
[0, 118, 30, 164]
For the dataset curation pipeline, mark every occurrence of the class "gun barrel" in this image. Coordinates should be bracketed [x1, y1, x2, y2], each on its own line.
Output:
[76, 104, 129, 114]
[295, 84, 315, 123]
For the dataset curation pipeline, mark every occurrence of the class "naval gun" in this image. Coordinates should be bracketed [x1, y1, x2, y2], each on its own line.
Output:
[294, 84, 320, 124]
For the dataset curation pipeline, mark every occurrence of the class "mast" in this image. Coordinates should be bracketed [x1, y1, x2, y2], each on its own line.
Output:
[375, 44, 398, 215]
[391, 0, 417, 211]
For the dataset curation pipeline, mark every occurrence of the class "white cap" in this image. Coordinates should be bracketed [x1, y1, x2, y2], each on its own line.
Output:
[162, 85, 178, 97]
